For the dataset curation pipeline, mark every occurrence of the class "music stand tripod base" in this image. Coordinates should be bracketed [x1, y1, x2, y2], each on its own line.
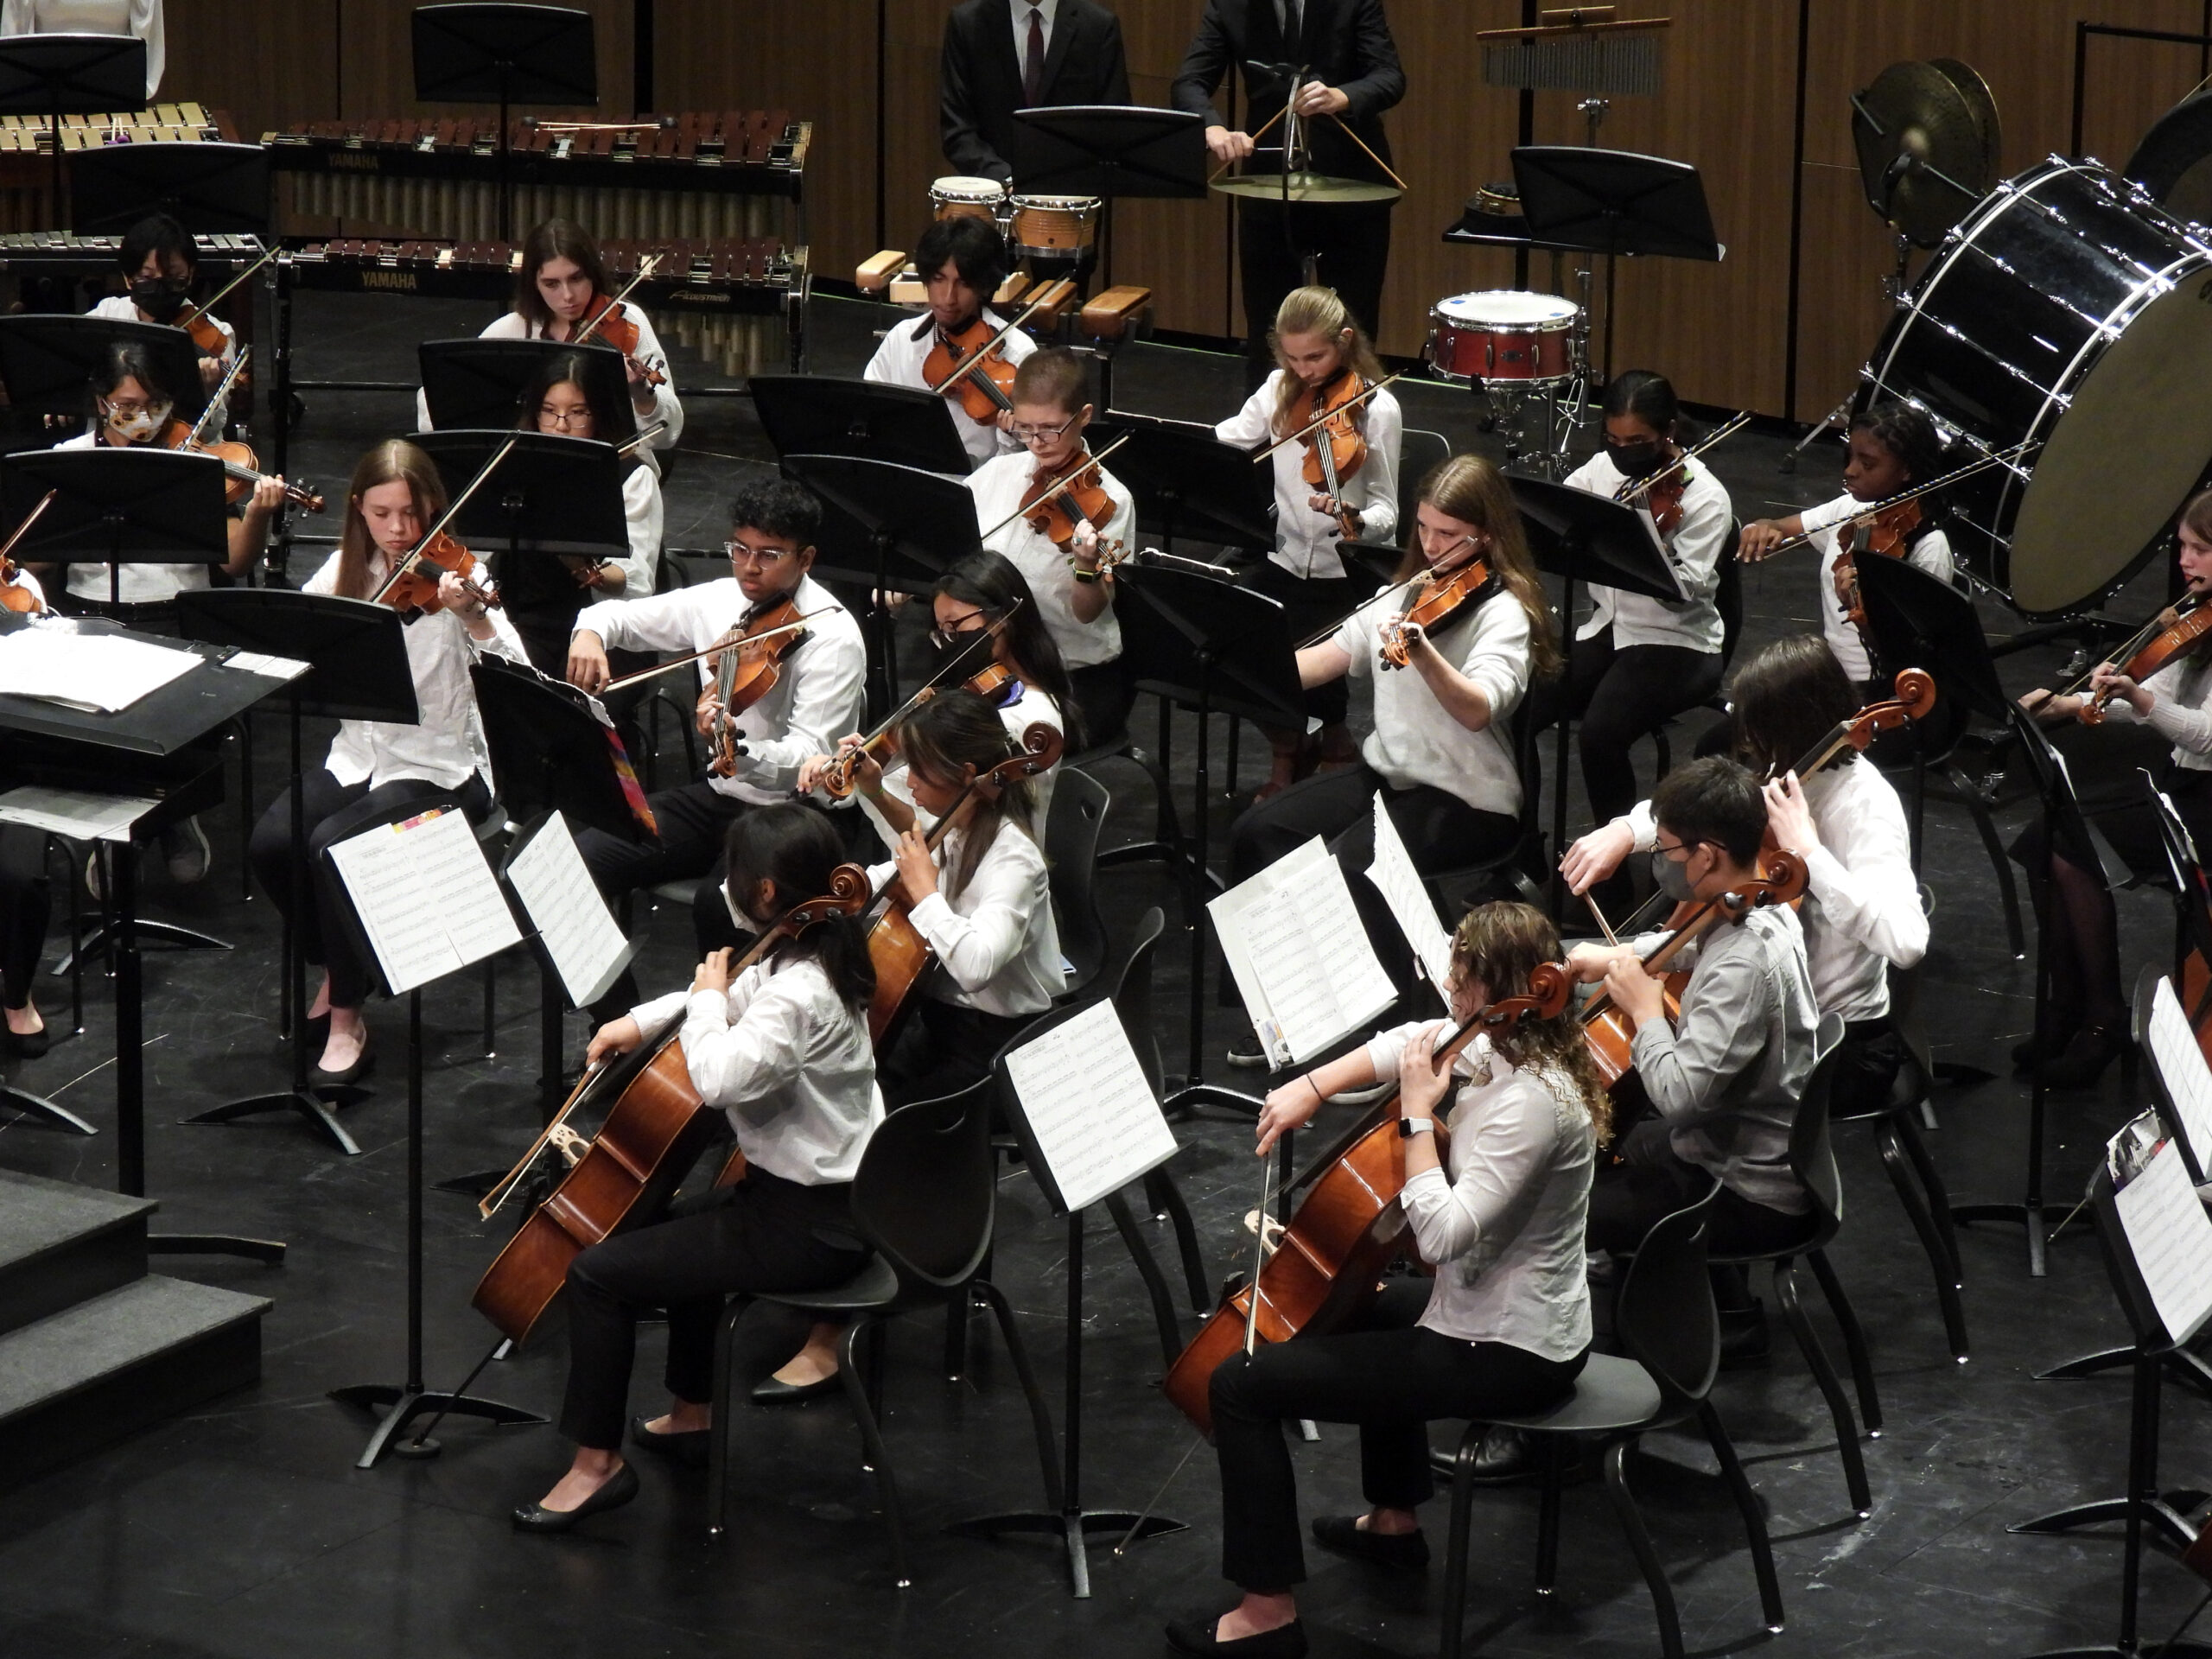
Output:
[945, 1509, 1185, 1599]
[1, 1083, 95, 1135]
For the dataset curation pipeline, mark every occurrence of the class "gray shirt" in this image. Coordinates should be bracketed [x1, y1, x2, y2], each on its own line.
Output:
[1630, 906, 1819, 1214]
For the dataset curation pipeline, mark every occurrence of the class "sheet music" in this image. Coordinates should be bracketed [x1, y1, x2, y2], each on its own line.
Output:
[2114, 1138, 2212, 1345]
[505, 810, 632, 1008]
[2148, 977, 2212, 1175]
[226, 650, 310, 682]
[1210, 836, 1396, 1067]
[1001, 997, 1179, 1214]
[0, 785, 160, 842]
[325, 807, 522, 995]
[1367, 793, 1454, 990]
[0, 627, 198, 712]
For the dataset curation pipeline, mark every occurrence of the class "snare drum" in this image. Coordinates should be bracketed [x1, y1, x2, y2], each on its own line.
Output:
[1426, 291, 1580, 385]
[931, 175, 1008, 223]
[1009, 194, 1101, 259]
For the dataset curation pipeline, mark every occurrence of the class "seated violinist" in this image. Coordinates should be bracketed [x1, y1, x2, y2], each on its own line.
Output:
[513, 804, 882, 1534]
[1167, 901, 1604, 1659]
[87, 213, 234, 400]
[863, 215, 1033, 470]
[247, 440, 529, 1084]
[566, 479, 867, 1018]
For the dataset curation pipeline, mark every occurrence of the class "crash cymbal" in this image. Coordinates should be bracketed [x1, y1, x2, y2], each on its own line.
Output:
[1929, 57, 2001, 179]
[1211, 170, 1405, 205]
[1851, 59, 1996, 246]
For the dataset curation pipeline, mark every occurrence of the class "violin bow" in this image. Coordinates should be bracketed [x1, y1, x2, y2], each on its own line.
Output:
[595, 607, 845, 694]
[569, 251, 667, 350]
[184, 348, 251, 448]
[976, 433, 1135, 542]
[933, 291, 1053, 397]
[1754, 438, 2038, 559]
[1250, 372, 1405, 462]
[175, 243, 279, 334]
[1611, 409, 1751, 504]
[824, 601, 1021, 783]
[365, 432, 520, 607]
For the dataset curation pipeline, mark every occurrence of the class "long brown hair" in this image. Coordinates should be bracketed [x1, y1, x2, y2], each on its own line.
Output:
[337, 440, 448, 601]
[1451, 900, 1611, 1147]
[1726, 633, 1862, 777]
[895, 690, 1039, 902]
[1393, 454, 1560, 681]
[513, 219, 609, 331]
[1267, 285, 1386, 441]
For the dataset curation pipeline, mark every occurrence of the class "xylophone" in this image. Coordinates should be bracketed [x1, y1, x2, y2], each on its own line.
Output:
[0, 104, 238, 232]
[264, 112, 808, 245]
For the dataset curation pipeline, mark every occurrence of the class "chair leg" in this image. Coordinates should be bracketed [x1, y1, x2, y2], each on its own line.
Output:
[1946, 760, 2025, 957]
[1698, 1400, 1785, 1633]
[1772, 1258, 1872, 1517]
[1891, 1111, 1963, 1287]
[1533, 1433, 1564, 1592]
[1878, 1120, 1971, 1363]
[975, 1279, 1066, 1512]
[707, 1295, 748, 1539]
[481, 955, 496, 1058]
[1807, 1247, 1882, 1435]
[943, 1294, 969, 1382]
[1601, 1437, 1685, 1659]
[1440, 1422, 1485, 1659]
[835, 1316, 911, 1589]
[1143, 1166, 1212, 1313]
[1105, 1189, 1185, 1372]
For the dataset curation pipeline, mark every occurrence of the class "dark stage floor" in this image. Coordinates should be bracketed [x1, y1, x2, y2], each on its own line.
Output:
[0, 291, 2206, 1659]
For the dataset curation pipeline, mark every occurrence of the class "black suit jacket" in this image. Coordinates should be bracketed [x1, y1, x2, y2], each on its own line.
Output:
[941, 0, 1133, 184]
[1170, 0, 1404, 185]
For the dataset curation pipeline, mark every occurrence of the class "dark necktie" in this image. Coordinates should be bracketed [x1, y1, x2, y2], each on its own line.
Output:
[1281, 0, 1301, 50]
[1023, 7, 1046, 106]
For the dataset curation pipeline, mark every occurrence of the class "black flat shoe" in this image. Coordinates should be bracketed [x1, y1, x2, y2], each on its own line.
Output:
[630, 1414, 709, 1462]
[1463, 1424, 1544, 1485]
[1312, 1513, 1429, 1568]
[312, 1028, 372, 1088]
[750, 1371, 842, 1406]
[2041, 1024, 2126, 1090]
[3, 1022, 48, 1058]
[1164, 1615, 1307, 1657]
[511, 1461, 639, 1534]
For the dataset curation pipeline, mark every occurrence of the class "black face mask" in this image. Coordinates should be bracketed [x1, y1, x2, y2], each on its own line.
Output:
[1605, 438, 1665, 480]
[130, 278, 190, 323]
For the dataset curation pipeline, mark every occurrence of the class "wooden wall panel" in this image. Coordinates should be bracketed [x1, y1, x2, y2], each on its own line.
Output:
[1109, 0, 1235, 340]
[166, 0, 340, 139]
[337, 0, 633, 124]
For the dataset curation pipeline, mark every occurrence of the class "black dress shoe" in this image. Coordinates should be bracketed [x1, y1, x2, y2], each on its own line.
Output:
[511, 1461, 639, 1534]
[1312, 1512, 1430, 1568]
[2041, 1024, 2126, 1090]
[1464, 1424, 1543, 1485]
[1164, 1615, 1307, 1657]
[3, 1021, 48, 1058]
[630, 1414, 709, 1462]
[750, 1370, 842, 1406]
[312, 1028, 372, 1088]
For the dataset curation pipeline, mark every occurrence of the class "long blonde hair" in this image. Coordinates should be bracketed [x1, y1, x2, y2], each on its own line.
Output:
[1267, 285, 1386, 442]
[1452, 900, 1611, 1147]
[1395, 454, 1560, 681]
[337, 440, 448, 601]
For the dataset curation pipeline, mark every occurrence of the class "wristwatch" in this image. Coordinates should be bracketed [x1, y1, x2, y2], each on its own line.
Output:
[1398, 1116, 1433, 1139]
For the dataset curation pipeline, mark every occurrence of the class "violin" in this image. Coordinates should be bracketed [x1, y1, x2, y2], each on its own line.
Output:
[1379, 554, 1495, 670]
[1612, 410, 1751, 541]
[373, 528, 499, 617]
[569, 251, 669, 386]
[470, 863, 875, 1343]
[924, 312, 1020, 425]
[1832, 499, 1923, 637]
[157, 352, 325, 512]
[863, 721, 1065, 1045]
[2080, 597, 2212, 725]
[1291, 369, 1370, 542]
[166, 243, 276, 387]
[698, 594, 816, 778]
[1160, 964, 1574, 1437]
[0, 487, 54, 613]
[819, 607, 1025, 798]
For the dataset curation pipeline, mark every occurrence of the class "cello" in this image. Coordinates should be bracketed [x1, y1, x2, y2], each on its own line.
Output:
[470, 862, 875, 1344]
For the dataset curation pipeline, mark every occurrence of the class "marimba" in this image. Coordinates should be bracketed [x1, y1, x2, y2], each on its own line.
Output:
[0, 104, 238, 232]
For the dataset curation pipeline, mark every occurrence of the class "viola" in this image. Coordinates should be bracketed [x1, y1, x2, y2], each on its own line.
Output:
[819, 608, 1025, 798]
[166, 244, 275, 386]
[1160, 964, 1574, 1437]
[1612, 409, 1751, 540]
[568, 252, 669, 385]
[2082, 598, 2212, 725]
[1020, 446, 1124, 557]
[924, 312, 1020, 425]
[864, 721, 1065, 1044]
[470, 864, 875, 1343]
[698, 594, 816, 777]
[1379, 554, 1494, 670]
[1291, 369, 1370, 541]
[1643, 471, 1687, 537]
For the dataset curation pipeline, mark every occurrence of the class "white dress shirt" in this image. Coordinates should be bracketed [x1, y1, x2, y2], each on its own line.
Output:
[1365, 1026, 1594, 1361]
[1795, 490, 1955, 683]
[1215, 370, 1402, 582]
[863, 310, 1037, 470]
[1624, 753, 1927, 1024]
[87, 294, 235, 433]
[628, 955, 882, 1185]
[2, 0, 161, 94]
[868, 819, 1061, 1017]
[1562, 449, 1731, 653]
[575, 571, 867, 806]
[412, 305, 685, 470]
[602, 464, 664, 599]
[2105, 654, 2212, 775]
[55, 429, 228, 604]
[1011, 0, 1058, 62]
[1332, 577, 1530, 817]
[964, 448, 1129, 670]
[302, 549, 530, 792]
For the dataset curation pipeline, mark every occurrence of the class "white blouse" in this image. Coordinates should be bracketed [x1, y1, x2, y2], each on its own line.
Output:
[863, 308, 1036, 470]
[868, 818, 1061, 1018]
[1562, 448, 1731, 653]
[3, 0, 161, 94]
[2108, 653, 2212, 776]
[1795, 490, 1956, 683]
[54, 429, 225, 604]
[964, 447, 1130, 670]
[1216, 369, 1402, 583]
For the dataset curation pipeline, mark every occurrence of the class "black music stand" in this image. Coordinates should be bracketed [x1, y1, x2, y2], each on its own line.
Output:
[412, 3, 595, 241]
[1008, 106, 1208, 291]
[67, 142, 270, 238]
[1090, 415, 1275, 559]
[782, 452, 981, 714]
[412, 429, 630, 632]
[1508, 477, 1682, 914]
[750, 376, 971, 477]
[173, 590, 416, 1155]
[418, 339, 637, 444]
[0, 312, 208, 430]
[1512, 146, 1721, 385]
[0, 33, 145, 207]
[1114, 561, 1304, 1084]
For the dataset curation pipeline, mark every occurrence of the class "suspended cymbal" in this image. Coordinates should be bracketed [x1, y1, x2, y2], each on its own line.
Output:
[1211, 170, 1404, 205]
[1929, 57, 2001, 177]
[1851, 59, 1999, 247]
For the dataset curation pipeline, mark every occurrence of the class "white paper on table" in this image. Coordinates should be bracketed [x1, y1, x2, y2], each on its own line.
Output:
[0, 627, 199, 712]
[1001, 997, 1179, 1214]
[0, 785, 160, 842]
[1367, 792, 1454, 990]
[2114, 1137, 2212, 1345]
[325, 806, 523, 995]
[505, 810, 632, 1008]
[2148, 977, 2212, 1176]
[1210, 836, 1396, 1067]
[226, 651, 310, 681]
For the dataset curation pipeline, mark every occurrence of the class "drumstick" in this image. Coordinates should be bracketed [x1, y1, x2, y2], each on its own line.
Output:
[1205, 102, 1290, 185]
[1319, 111, 1408, 193]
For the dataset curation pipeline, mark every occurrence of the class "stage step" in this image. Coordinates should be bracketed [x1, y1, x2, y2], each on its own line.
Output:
[0, 1168, 154, 1339]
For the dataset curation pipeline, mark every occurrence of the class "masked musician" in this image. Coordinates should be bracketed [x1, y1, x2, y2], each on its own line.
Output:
[87, 213, 232, 403]
[863, 215, 1035, 471]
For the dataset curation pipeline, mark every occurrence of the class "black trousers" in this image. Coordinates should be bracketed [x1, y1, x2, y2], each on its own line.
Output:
[1585, 1119, 1815, 1259]
[1249, 559, 1371, 729]
[1829, 1020, 1909, 1123]
[0, 824, 50, 1009]
[1236, 198, 1394, 367]
[1066, 658, 1133, 750]
[1208, 1281, 1585, 1592]
[248, 770, 490, 1009]
[557, 1171, 868, 1451]
[879, 997, 1033, 1109]
[576, 779, 748, 1015]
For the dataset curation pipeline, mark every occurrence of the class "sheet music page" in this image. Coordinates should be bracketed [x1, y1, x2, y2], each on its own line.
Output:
[2114, 1138, 2212, 1345]
[326, 807, 522, 995]
[2149, 977, 2212, 1174]
[1367, 793, 1454, 990]
[0, 628, 199, 712]
[1001, 997, 1179, 1214]
[0, 785, 160, 842]
[1209, 836, 1396, 1066]
[505, 810, 632, 1008]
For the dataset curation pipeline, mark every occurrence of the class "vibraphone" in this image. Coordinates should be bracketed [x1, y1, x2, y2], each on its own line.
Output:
[0, 104, 238, 232]
[264, 112, 808, 244]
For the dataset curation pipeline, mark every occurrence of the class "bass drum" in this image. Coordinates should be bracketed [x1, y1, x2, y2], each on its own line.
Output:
[1859, 157, 2212, 615]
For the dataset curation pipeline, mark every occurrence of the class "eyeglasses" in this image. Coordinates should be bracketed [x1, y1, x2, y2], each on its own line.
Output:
[1009, 414, 1078, 444]
[1651, 839, 1700, 858]
[537, 405, 591, 428]
[725, 539, 797, 567]
[927, 607, 992, 650]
